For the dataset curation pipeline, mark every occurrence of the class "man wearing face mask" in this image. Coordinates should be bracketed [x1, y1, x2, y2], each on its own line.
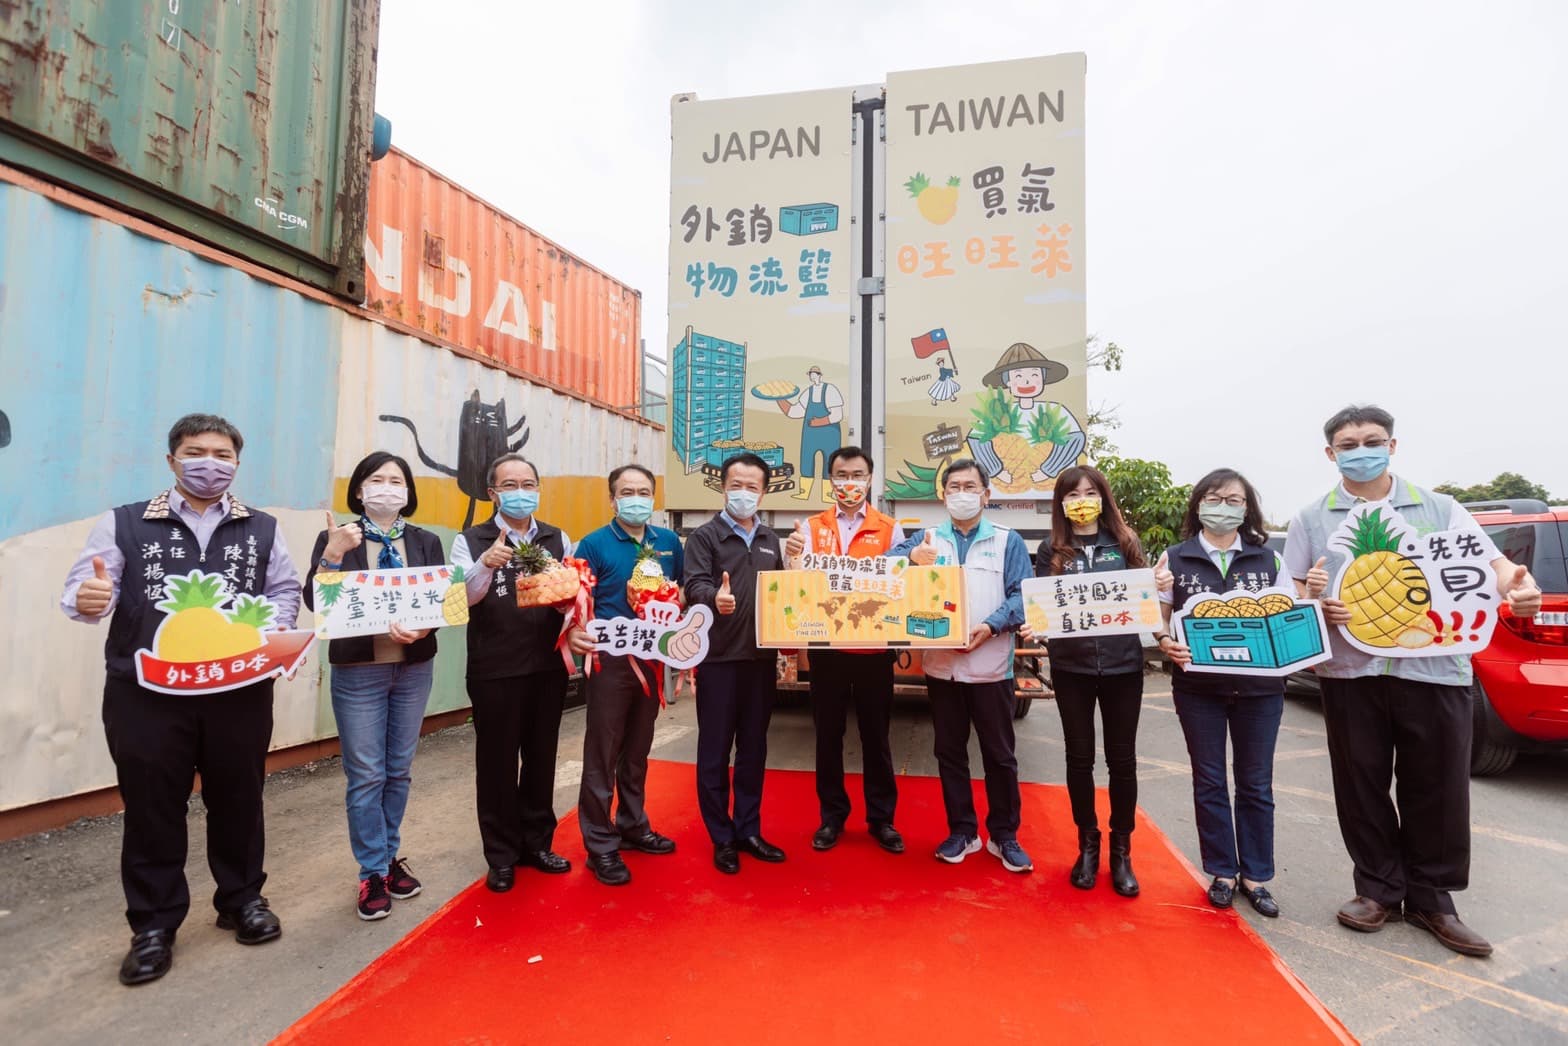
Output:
[450, 454, 575, 893]
[682, 453, 787, 873]
[894, 459, 1033, 871]
[783, 446, 908, 853]
[1283, 405, 1542, 958]
[566, 465, 686, 886]
[59, 413, 301, 986]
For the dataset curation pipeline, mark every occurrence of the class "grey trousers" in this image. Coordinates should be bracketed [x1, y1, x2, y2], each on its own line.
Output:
[578, 654, 661, 856]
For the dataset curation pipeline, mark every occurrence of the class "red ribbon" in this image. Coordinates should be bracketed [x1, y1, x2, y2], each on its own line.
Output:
[627, 581, 680, 706]
[554, 557, 598, 677]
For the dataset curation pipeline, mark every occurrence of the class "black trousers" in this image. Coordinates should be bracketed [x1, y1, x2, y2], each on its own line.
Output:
[926, 676, 1021, 841]
[809, 650, 897, 828]
[1053, 669, 1144, 833]
[694, 659, 777, 844]
[101, 675, 273, 934]
[467, 666, 568, 868]
[578, 655, 660, 856]
[1319, 676, 1472, 914]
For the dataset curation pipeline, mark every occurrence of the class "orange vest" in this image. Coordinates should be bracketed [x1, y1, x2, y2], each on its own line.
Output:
[808, 505, 896, 557]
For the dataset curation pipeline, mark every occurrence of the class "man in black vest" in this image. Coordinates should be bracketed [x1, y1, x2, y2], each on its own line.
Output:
[450, 454, 574, 892]
[59, 413, 302, 986]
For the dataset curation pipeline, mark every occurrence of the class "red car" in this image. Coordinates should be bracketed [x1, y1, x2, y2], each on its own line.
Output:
[1274, 501, 1568, 776]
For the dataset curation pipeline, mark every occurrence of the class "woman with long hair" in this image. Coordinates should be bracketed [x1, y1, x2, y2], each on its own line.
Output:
[1154, 468, 1288, 918]
[1022, 465, 1148, 896]
[304, 452, 446, 921]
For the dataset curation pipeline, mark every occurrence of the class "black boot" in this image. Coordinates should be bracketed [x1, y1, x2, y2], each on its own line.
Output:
[1109, 830, 1140, 897]
[1068, 828, 1101, 890]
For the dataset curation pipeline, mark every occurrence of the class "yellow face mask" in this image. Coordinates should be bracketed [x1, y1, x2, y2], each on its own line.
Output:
[1062, 497, 1102, 525]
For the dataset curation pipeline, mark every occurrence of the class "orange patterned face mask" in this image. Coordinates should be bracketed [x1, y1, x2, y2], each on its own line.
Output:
[832, 480, 867, 509]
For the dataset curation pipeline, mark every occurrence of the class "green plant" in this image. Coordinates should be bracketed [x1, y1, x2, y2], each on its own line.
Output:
[1098, 456, 1191, 554]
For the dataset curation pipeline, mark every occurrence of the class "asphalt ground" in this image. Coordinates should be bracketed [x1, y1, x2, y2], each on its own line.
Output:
[1, 670, 1564, 1044]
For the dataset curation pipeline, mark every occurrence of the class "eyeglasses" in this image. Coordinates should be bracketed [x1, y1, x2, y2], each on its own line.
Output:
[831, 473, 870, 482]
[1333, 438, 1389, 452]
[493, 481, 538, 492]
[1200, 496, 1247, 507]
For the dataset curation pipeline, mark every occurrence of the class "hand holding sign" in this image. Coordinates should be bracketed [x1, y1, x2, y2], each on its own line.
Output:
[1153, 551, 1173, 593]
[76, 556, 114, 616]
[1503, 564, 1542, 618]
[323, 511, 362, 561]
[1305, 557, 1330, 599]
[910, 530, 938, 566]
[715, 571, 736, 615]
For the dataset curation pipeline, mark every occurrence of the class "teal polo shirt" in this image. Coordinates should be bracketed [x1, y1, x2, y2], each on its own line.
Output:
[575, 519, 685, 619]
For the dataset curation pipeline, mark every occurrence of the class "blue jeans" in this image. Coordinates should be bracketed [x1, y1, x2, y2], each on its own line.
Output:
[1173, 689, 1283, 882]
[330, 660, 434, 880]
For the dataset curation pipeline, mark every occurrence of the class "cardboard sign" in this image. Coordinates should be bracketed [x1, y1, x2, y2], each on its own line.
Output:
[756, 563, 967, 648]
[313, 565, 469, 638]
[133, 570, 315, 695]
[585, 601, 713, 669]
[1172, 587, 1333, 677]
[1329, 502, 1499, 657]
[1023, 568, 1161, 638]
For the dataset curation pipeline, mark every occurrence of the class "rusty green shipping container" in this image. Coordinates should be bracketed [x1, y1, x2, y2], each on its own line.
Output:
[0, 0, 379, 300]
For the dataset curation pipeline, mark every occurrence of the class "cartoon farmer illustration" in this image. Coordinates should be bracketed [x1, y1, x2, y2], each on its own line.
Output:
[778, 365, 844, 502]
[967, 342, 1085, 489]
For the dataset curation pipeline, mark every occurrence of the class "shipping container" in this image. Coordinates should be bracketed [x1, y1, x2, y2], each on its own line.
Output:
[0, 168, 662, 812]
[364, 148, 642, 409]
[0, 0, 379, 300]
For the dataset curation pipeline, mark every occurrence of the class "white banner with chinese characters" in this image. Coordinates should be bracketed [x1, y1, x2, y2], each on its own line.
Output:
[584, 601, 714, 669]
[666, 87, 856, 509]
[1023, 568, 1161, 638]
[312, 565, 469, 639]
[883, 54, 1088, 502]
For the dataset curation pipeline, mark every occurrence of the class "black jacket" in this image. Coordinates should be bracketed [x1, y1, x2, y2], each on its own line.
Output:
[683, 513, 782, 662]
[1038, 530, 1146, 677]
[304, 523, 445, 665]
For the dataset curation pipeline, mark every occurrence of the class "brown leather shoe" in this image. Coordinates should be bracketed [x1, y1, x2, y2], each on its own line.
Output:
[1407, 909, 1493, 957]
[1336, 895, 1403, 932]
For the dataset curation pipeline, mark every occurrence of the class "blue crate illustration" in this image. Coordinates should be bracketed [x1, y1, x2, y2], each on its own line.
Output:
[704, 443, 785, 469]
[780, 203, 839, 236]
[1184, 609, 1325, 671]
[670, 327, 748, 470]
[904, 614, 952, 639]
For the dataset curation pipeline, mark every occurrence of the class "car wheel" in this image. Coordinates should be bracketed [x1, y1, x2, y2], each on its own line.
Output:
[1013, 696, 1032, 720]
[1469, 683, 1518, 777]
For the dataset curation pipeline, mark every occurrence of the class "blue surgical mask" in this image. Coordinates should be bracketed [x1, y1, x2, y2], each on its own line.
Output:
[616, 495, 655, 526]
[1336, 446, 1390, 483]
[496, 489, 538, 519]
[725, 489, 760, 520]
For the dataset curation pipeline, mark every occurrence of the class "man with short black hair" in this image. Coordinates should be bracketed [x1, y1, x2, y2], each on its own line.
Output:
[60, 413, 301, 985]
[683, 453, 786, 873]
[1283, 405, 1541, 957]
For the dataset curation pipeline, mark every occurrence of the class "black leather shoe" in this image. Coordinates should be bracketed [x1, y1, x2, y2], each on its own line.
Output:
[119, 929, 175, 986]
[1207, 877, 1235, 909]
[1407, 908, 1492, 957]
[812, 823, 842, 851]
[1108, 831, 1140, 898]
[620, 830, 677, 855]
[714, 843, 740, 875]
[215, 898, 282, 944]
[869, 823, 905, 854]
[1239, 883, 1280, 918]
[1069, 828, 1101, 890]
[739, 835, 786, 863]
[588, 851, 632, 886]
[486, 865, 515, 892]
[521, 850, 571, 874]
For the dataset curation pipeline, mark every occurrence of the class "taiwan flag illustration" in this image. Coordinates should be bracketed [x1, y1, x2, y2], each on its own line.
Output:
[910, 328, 950, 359]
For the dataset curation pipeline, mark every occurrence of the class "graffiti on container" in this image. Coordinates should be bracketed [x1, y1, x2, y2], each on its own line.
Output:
[254, 197, 309, 231]
[380, 390, 530, 528]
[0, 409, 10, 448]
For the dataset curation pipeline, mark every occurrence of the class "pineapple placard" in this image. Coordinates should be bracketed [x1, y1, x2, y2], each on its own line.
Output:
[313, 565, 469, 639]
[1172, 588, 1333, 677]
[1023, 569, 1161, 639]
[134, 570, 316, 695]
[1328, 503, 1500, 657]
[755, 561, 967, 649]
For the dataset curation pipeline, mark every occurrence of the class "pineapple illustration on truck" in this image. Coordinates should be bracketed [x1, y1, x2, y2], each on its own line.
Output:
[135, 570, 315, 695]
[966, 342, 1085, 492]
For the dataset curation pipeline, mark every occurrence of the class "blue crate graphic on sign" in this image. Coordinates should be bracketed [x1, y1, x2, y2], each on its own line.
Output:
[780, 203, 839, 236]
[1185, 608, 1325, 672]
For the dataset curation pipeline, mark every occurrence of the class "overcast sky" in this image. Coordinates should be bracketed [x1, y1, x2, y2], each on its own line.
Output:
[374, 0, 1566, 516]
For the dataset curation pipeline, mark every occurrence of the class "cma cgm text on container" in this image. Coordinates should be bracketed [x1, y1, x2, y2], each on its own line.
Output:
[363, 149, 642, 410]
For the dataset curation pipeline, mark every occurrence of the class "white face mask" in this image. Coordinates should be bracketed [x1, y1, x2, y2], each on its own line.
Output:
[725, 489, 760, 520]
[946, 492, 983, 520]
[361, 483, 408, 516]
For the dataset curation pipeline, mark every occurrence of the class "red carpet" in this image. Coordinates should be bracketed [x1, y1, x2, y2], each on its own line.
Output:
[278, 761, 1350, 1044]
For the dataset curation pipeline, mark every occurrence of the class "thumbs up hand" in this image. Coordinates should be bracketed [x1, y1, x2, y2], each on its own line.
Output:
[716, 570, 736, 615]
[1153, 551, 1173, 593]
[1502, 563, 1542, 618]
[75, 555, 116, 617]
[480, 529, 513, 570]
[785, 519, 807, 560]
[910, 529, 938, 566]
[1305, 556, 1330, 598]
[323, 510, 362, 561]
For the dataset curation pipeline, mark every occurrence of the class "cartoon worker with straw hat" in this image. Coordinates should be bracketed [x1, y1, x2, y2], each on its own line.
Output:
[967, 342, 1086, 487]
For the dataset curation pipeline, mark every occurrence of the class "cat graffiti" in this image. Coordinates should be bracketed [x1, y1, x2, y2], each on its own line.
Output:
[380, 390, 530, 528]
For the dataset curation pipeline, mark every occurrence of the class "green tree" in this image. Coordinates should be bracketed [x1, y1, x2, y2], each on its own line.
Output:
[1098, 456, 1192, 554]
[1084, 334, 1123, 462]
[1434, 472, 1555, 504]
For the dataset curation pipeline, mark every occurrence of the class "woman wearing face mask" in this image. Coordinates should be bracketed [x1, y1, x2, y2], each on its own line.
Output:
[1020, 465, 1148, 896]
[305, 452, 444, 921]
[1153, 469, 1288, 918]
